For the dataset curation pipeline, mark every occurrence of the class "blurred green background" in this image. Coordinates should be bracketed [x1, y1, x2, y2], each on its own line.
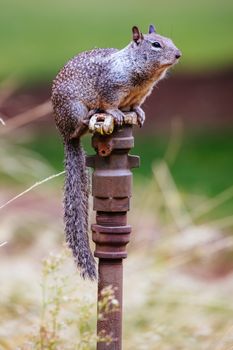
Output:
[1, 1, 233, 349]
[0, 0, 232, 197]
[0, 0, 233, 82]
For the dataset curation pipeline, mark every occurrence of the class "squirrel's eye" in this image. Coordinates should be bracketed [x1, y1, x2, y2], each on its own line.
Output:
[152, 41, 161, 48]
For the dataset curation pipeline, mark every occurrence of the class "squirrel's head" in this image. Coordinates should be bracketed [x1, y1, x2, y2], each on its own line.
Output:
[131, 25, 181, 72]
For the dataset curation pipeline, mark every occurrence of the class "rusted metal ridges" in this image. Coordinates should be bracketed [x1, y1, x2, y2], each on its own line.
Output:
[86, 115, 139, 350]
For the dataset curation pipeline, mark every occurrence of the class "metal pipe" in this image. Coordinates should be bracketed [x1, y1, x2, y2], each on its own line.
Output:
[86, 117, 139, 350]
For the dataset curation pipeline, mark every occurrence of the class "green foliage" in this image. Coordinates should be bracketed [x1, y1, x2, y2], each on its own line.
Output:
[19, 128, 233, 221]
[1, 0, 233, 82]
[19, 129, 233, 195]
[134, 129, 233, 196]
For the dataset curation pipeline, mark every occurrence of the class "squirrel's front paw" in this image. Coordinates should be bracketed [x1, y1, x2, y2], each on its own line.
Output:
[133, 106, 145, 127]
[105, 108, 125, 126]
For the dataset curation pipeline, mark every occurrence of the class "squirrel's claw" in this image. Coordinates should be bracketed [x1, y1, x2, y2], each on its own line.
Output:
[133, 106, 145, 127]
[105, 108, 125, 126]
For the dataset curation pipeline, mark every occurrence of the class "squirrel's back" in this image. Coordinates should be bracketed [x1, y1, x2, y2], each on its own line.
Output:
[52, 48, 119, 110]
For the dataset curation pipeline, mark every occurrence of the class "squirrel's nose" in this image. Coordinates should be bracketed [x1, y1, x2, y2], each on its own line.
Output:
[175, 50, 182, 59]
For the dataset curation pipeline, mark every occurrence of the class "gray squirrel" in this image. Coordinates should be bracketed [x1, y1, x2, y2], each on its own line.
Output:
[51, 25, 181, 280]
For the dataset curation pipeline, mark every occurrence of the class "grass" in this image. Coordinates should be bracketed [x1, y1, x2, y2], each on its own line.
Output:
[136, 129, 233, 195]
[2, 126, 233, 225]
[1, 0, 233, 83]
[1, 124, 233, 348]
[0, 83, 233, 348]
[1, 184, 233, 349]
[22, 128, 233, 197]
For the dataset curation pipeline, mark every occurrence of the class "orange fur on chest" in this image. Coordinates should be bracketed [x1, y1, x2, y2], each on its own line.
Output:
[119, 84, 153, 108]
[119, 69, 167, 109]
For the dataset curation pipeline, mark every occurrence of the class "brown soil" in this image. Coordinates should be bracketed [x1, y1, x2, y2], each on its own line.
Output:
[1, 69, 233, 132]
[143, 69, 233, 131]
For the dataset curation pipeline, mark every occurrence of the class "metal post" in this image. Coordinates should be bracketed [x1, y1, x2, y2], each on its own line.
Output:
[86, 116, 139, 350]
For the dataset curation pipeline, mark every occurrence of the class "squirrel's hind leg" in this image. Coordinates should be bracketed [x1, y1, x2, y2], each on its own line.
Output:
[69, 100, 90, 139]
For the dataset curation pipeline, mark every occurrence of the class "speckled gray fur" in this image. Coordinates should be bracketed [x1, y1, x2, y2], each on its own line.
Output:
[64, 139, 96, 280]
[51, 25, 181, 280]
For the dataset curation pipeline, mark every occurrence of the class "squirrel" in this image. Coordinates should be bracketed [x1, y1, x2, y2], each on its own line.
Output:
[51, 24, 181, 280]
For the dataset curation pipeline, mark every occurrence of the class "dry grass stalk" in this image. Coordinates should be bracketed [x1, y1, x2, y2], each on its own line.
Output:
[0, 100, 52, 134]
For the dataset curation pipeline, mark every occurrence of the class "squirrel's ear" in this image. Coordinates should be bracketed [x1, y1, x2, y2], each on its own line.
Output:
[149, 24, 156, 34]
[132, 26, 143, 44]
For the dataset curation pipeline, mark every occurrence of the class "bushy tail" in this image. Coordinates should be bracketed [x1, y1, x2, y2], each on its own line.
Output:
[64, 138, 96, 280]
